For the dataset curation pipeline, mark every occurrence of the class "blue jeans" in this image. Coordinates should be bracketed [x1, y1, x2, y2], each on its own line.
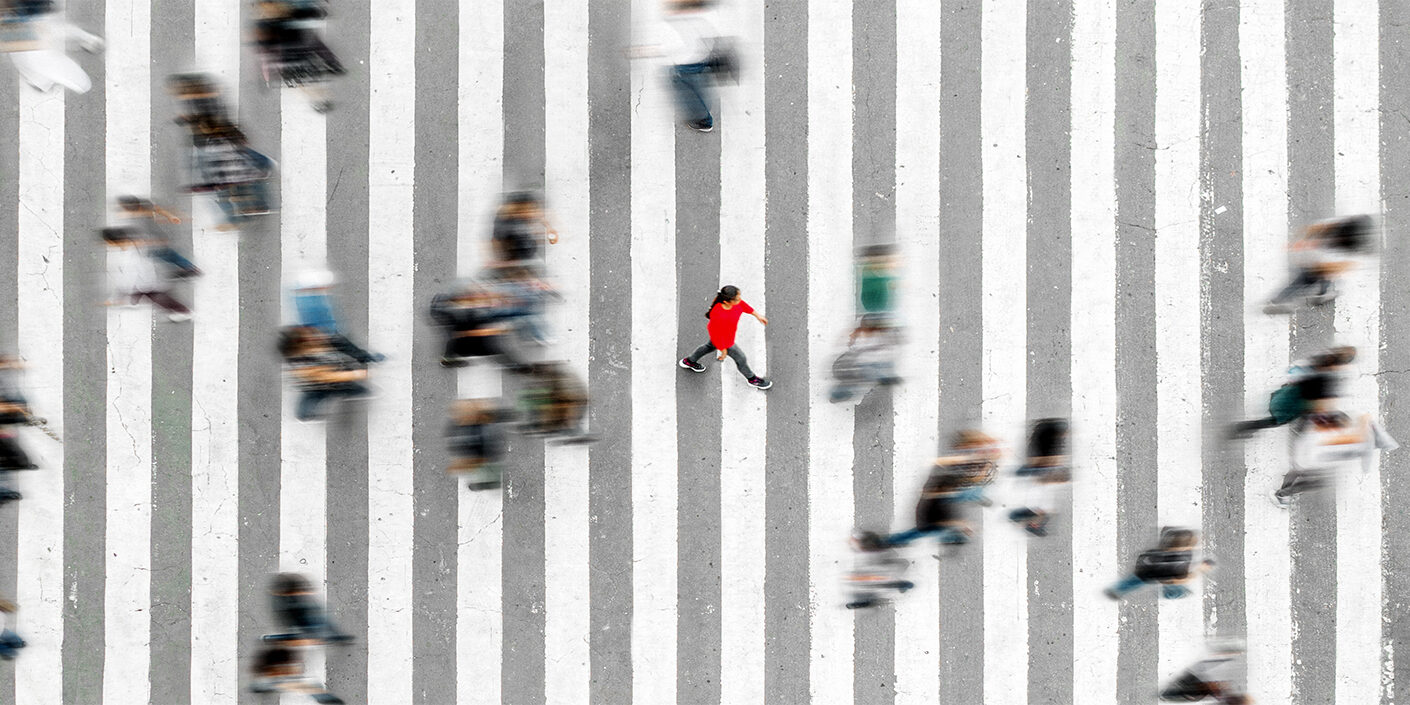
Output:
[0, 629, 24, 660]
[150, 246, 199, 276]
[1108, 574, 1190, 600]
[671, 63, 714, 126]
[885, 526, 968, 547]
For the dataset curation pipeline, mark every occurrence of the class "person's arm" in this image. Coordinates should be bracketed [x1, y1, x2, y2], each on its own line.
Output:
[543, 217, 559, 245]
[152, 204, 182, 224]
[743, 302, 767, 325]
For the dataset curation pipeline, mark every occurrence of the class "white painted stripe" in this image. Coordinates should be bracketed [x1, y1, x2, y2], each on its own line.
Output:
[806, 0, 855, 700]
[718, 0, 766, 701]
[628, 0, 678, 701]
[1240, 0, 1292, 699]
[979, 1, 1028, 702]
[102, 0, 153, 698]
[189, 2, 242, 702]
[892, 3, 942, 703]
[278, 86, 330, 705]
[366, 1, 416, 702]
[455, 0, 504, 702]
[1332, 3, 1382, 703]
[1069, 0, 1119, 702]
[543, 0, 592, 700]
[1154, 0, 1205, 677]
[15, 82, 65, 705]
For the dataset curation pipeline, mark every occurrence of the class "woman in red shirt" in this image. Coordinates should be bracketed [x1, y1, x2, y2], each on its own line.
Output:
[679, 285, 772, 389]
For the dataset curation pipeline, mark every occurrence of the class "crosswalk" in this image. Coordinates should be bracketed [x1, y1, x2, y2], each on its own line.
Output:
[0, 0, 1407, 704]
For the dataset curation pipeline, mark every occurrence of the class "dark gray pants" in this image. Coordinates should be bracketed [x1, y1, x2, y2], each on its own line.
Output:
[687, 341, 754, 379]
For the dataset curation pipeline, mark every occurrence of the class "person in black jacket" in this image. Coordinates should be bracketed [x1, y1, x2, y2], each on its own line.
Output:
[261, 572, 352, 646]
[1105, 527, 1214, 601]
[446, 398, 513, 490]
[431, 283, 526, 370]
[251, 0, 344, 112]
[1007, 418, 1071, 537]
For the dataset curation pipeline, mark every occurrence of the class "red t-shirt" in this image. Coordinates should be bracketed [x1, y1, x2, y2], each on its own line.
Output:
[707, 300, 754, 349]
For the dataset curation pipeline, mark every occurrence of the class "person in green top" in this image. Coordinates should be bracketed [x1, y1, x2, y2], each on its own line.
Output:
[857, 244, 897, 316]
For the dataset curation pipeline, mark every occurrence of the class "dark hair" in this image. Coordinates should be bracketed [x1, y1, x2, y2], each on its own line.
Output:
[1323, 215, 1373, 252]
[117, 195, 147, 211]
[859, 243, 895, 258]
[254, 647, 296, 674]
[1158, 528, 1196, 549]
[270, 572, 310, 595]
[100, 226, 132, 244]
[705, 285, 740, 319]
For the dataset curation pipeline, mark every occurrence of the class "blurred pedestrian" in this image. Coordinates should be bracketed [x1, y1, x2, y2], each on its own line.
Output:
[0, 0, 103, 94]
[490, 192, 559, 267]
[1264, 215, 1372, 314]
[1159, 641, 1251, 704]
[843, 529, 913, 610]
[0, 598, 24, 661]
[1007, 418, 1071, 538]
[630, 0, 738, 132]
[856, 244, 898, 318]
[187, 117, 275, 229]
[1272, 410, 1398, 507]
[167, 72, 231, 129]
[1105, 527, 1214, 601]
[101, 226, 193, 322]
[1229, 345, 1355, 440]
[679, 285, 771, 390]
[251, 0, 343, 112]
[886, 430, 1001, 550]
[430, 282, 527, 370]
[447, 398, 514, 491]
[261, 573, 352, 646]
[291, 269, 383, 364]
[517, 361, 593, 444]
[829, 313, 901, 403]
[248, 646, 343, 704]
[116, 196, 201, 279]
[278, 326, 371, 422]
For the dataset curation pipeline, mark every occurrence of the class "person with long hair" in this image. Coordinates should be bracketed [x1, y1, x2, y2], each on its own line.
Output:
[679, 285, 771, 389]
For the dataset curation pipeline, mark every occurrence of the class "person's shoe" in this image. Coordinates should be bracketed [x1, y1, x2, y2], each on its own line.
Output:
[0, 491, 21, 503]
[748, 376, 772, 390]
[441, 356, 469, 368]
[1103, 587, 1120, 601]
[1024, 522, 1049, 538]
[313, 100, 334, 114]
[679, 358, 705, 373]
[167, 312, 193, 323]
[688, 119, 714, 133]
[1270, 488, 1291, 509]
[845, 599, 876, 610]
[367, 352, 387, 363]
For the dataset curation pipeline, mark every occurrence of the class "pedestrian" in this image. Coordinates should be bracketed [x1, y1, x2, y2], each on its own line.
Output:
[1007, 418, 1071, 537]
[0, 0, 103, 94]
[490, 192, 559, 267]
[886, 430, 1001, 549]
[829, 313, 902, 403]
[251, 0, 343, 112]
[856, 243, 898, 318]
[116, 196, 201, 279]
[679, 285, 772, 390]
[167, 72, 231, 129]
[278, 326, 371, 422]
[187, 117, 275, 230]
[101, 227, 194, 322]
[1105, 527, 1214, 601]
[1264, 215, 1372, 314]
[1228, 345, 1354, 440]
[291, 269, 384, 364]
[517, 361, 593, 444]
[248, 646, 343, 704]
[628, 0, 738, 133]
[261, 573, 352, 646]
[1159, 641, 1250, 704]
[0, 599, 25, 661]
[843, 529, 913, 610]
[430, 282, 526, 370]
[447, 398, 514, 491]
[1272, 410, 1398, 507]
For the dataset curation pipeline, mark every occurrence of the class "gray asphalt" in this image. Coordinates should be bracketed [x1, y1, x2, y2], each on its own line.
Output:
[323, 2, 373, 702]
[1113, 2, 1160, 703]
[937, 2, 984, 703]
[1286, 1, 1338, 703]
[851, 2, 896, 704]
[0, 21, 17, 705]
[1024, 1, 1074, 703]
[1381, 4, 1410, 704]
[149, 0, 196, 701]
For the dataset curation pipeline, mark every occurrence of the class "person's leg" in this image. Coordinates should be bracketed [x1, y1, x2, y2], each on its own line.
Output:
[884, 527, 931, 547]
[296, 389, 330, 421]
[1160, 583, 1190, 600]
[142, 291, 191, 316]
[1269, 268, 1318, 305]
[670, 64, 714, 126]
[1106, 573, 1147, 597]
[726, 346, 756, 379]
[686, 341, 716, 365]
[328, 334, 381, 364]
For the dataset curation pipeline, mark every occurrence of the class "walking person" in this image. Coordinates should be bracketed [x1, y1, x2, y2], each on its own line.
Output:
[628, 0, 738, 133]
[101, 226, 194, 322]
[0, 0, 103, 94]
[1105, 527, 1215, 601]
[0, 598, 24, 661]
[679, 285, 771, 389]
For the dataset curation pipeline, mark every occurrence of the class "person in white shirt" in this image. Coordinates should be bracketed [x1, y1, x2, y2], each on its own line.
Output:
[1264, 215, 1373, 314]
[630, 0, 738, 132]
[1273, 409, 1398, 507]
[1159, 640, 1250, 704]
[0, 0, 102, 94]
[101, 227, 193, 322]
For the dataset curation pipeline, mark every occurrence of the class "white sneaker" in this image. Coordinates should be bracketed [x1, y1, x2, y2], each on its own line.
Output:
[167, 312, 193, 323]
[1270, 489, 1291, 509]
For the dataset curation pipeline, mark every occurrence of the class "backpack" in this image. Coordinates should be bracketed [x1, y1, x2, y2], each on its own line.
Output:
[1133, 549, 1192, 581]
[1268, 383, 1308, 425]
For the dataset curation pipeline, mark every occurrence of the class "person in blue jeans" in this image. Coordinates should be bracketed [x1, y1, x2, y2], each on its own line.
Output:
[629, 0, 738, 132]
[0, 599, 25, 661]
[887, 430, 1001, 549]
[278, 326, 371, 422]
[249, 646, 343, 703]
[291, 270, 384, 364]
[262, 573, 353, 646]
[1105, 527, 1214, 600]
